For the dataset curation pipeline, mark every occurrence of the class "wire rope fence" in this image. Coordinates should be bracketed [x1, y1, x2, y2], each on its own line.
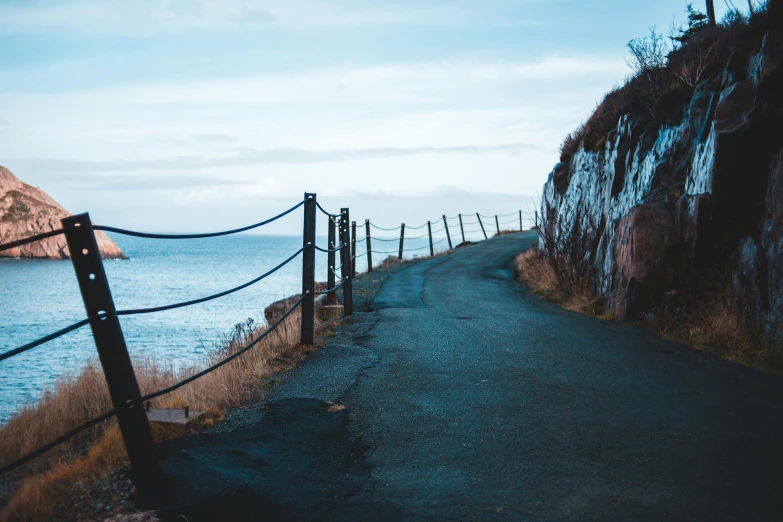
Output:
[352, 209, 535, 274]
[0, 194, 353, 500]
[0, 196, 536, 499]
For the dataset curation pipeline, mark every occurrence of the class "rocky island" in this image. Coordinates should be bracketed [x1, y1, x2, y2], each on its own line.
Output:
[0, 166, 126, 259]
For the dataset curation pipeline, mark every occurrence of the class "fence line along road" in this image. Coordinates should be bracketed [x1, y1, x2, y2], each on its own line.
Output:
[0, 197, 530, 501]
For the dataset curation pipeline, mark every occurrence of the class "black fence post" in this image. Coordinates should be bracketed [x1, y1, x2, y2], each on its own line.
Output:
[519, 210, 524, 231]
[61, 213, 163, 501]
[427, 221, 434, 257]
[495, 215, 500, 235]
[365, 219, 373, 273]
[535, 210, 539, 229]
[398, 223, 405, 260]
[477, 213, 488, 240]
[340, 208, 354, 316]
[351, 221, 357, 279]
[327, 216, 337, 305]
[459, 214, 465, 243]
[301, 193, 316, 345]
[443, 215, 452, 250]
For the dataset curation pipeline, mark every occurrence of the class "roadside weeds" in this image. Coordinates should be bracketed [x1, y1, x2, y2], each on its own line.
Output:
[516, 248, 783, 373]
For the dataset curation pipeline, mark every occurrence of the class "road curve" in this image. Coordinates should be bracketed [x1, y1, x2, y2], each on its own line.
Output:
[159, 232, 783, 521]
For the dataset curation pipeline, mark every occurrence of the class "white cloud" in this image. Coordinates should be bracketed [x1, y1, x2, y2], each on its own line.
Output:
[0, 0, 552, 35]
[0, 52, 625, 231]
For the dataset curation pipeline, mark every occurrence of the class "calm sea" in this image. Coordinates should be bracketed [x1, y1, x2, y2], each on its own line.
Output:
[0, 231, 447, 423]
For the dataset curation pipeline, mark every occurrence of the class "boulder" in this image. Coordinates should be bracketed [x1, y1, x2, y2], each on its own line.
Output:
[609, 203, 678, 320]
[264, 282, 328, 324]
[551, 162, 571, 194]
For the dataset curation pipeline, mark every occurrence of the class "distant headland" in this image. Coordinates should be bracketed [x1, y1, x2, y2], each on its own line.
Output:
[0, 166, 125, 260]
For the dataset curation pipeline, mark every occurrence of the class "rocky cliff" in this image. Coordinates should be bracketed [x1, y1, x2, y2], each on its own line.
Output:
[0, 167, 126, 259]
[542, 4, 782, 351]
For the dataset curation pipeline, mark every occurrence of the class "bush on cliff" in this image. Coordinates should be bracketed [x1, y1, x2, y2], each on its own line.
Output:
[560, 2, 769, 162]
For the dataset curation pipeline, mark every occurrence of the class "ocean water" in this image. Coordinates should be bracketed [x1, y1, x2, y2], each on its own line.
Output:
[0, 230, 454, 423]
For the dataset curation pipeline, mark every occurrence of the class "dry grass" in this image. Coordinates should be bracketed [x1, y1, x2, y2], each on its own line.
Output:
[1, 308, 309, 521]
[516, 248, 781, 371]
[644, 293, 783, 371]
[559, 4, 769, 162]
[516, 249, 606, 317]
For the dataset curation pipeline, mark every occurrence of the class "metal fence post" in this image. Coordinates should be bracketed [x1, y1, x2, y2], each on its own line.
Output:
[351, 221, 357, 279]
[495, 215, 500, 235]
[398, 223, 405, 260]
[340, 208, 354, 316]
[459, 214, 465, 243]
[365, 219, 373, 273]
[443, 215, 452, 250]
[327, 216, 337, 305]
[519, 210, 523, 231]
[535, 210, 539, 229]
[427, 221, 434, 257]
[61, 213, 163, 501]
[477, 213, 488, 240]
[301, 193, 317, 344]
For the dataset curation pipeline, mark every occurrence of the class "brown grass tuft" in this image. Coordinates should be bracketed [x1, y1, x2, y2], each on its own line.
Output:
[1, 308, 309, 521]
[517, 248, 780, 371]
[516, 249, 606, 317]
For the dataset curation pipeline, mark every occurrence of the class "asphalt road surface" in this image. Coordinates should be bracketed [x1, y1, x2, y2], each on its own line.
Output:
[158, 232, 783, 521]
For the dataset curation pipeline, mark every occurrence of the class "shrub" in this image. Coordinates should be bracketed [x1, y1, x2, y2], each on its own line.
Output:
[7, 202, 29, 214]
[558, 3, 769, 162]
[536, 209, 599, 298]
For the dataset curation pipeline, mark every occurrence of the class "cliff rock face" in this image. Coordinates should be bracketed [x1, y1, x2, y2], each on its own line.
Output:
[542, 12, 783, 351]
[0, 167, 126, 259]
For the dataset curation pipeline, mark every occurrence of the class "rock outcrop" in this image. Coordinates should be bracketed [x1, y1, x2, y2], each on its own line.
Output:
[0, 166, 126, 259]
[542, 6, 783, 351]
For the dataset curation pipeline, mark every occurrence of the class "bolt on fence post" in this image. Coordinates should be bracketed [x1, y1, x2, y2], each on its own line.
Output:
[443, 215, 453, 250]
[477, 213, 488, 240]
[459, 214, 465, 243]
[351, 221, 357, 279]
[301, 193, 317, 345]
[340, 208, 354, 316]
[327, 216, 337, 305]
[519, 210, 523, 231]
[365, 219, 373, 273]
[427, 221, 434, 257]
[495, 215, 500, 235]
[398, 223, 405, 259]
[61, 213, 163, 501]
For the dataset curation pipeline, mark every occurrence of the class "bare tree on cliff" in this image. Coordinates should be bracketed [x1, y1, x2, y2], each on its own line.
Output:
[706, 0, 717, 26]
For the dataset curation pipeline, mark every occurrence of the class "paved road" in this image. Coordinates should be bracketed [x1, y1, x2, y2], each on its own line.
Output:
[159, 232, 783, 521]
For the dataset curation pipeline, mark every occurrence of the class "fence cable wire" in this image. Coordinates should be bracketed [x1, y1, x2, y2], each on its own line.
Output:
[314, 278, 347, 295]
[0, 229, 65, 253]
[0, 409, 116, 475]
[141, 296, 304, 403]
[369, 223, 401, 232]
[0, 318, 91, 363]
[95, 199, 306, 240]
[115, 248, 304, 317]
[314, 243, 346, 253]
[316, 201, 339, 218]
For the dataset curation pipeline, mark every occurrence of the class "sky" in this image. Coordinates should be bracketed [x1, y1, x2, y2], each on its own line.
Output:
[0, 0, 738, 234]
